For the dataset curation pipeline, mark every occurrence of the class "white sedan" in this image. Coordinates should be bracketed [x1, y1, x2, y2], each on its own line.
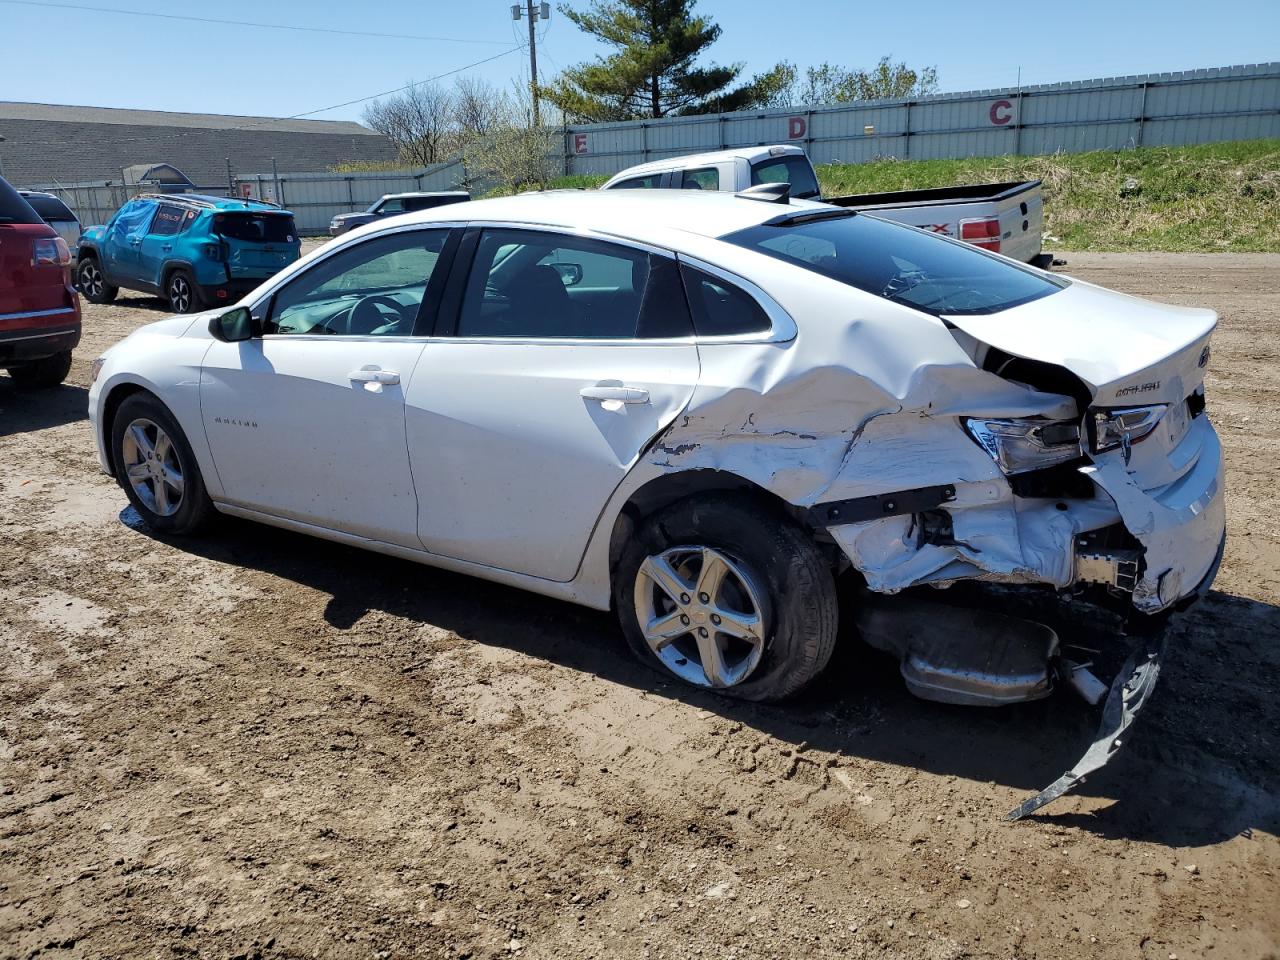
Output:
[88, 190, 1223, 741]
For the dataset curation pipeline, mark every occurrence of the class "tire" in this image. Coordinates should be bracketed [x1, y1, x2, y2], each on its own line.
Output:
[165, 269, 201, 314]
[76, 256, 117, 304]
[6, 350, 72, 388]
[110, 393, 214, 535]
[614, 492, 838, 702]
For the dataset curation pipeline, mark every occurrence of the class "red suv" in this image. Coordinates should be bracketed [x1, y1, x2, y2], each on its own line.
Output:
[1, 176, 80, 388]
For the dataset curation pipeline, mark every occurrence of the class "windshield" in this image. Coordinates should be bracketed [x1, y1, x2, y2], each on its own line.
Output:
[723, 213, 1065, 316]
[213, 213, 296, 243]
[24, 194, 77, 222]
[750, 156, 821, 200]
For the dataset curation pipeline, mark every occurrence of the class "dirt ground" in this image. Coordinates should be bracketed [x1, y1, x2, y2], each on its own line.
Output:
[1, 251, 1277, 960]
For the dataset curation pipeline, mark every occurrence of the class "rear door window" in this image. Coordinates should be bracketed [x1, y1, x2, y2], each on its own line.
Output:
[750, 155, 821, 199]
[149, 204, 188, 236]
[456, 228, 691, 339]
[681, 168, 719, 191]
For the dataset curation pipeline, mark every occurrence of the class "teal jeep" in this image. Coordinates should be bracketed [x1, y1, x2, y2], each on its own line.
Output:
[76, 194, 301, 313]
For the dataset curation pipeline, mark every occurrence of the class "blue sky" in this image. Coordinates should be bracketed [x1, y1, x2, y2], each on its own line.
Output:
[3, 0, 1277, 122]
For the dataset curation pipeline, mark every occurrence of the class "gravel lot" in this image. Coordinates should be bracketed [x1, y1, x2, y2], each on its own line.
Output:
[2, 252, 1277, 960]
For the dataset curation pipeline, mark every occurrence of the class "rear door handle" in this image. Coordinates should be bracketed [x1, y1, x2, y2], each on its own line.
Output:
[348, 368, 400, 385]
[580, 384, 649, 404]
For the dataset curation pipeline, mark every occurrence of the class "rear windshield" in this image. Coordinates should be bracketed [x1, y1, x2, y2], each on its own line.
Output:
[212, 213, 296, 243]
[723, 213, 1065, 317]
[750, 156, 821, 200]
[24, 194, 77, 222]
[0, 178, 42, 225]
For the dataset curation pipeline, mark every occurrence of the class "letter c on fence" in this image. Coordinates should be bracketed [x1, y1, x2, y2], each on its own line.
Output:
[573, 133, 589, 154]
[787, 116, 807, 140]
[989, 100, 1014, 125]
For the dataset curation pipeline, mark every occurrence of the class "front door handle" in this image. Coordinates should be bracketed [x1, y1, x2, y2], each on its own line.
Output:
[580, 384, 649, 404]
[348, 368, 400, 385]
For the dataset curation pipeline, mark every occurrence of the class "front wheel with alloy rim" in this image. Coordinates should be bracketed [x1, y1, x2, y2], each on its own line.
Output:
[166, 269, 200, 314]
[76, 257, 118, 304]
[110, 393, 213, 535]
[614, 492, 838, 702]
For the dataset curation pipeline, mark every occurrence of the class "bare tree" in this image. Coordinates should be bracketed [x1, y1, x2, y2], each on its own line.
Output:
[362, 81, 456, 167]
[452, 75, 504, 147]
[462, 81, 559, 193]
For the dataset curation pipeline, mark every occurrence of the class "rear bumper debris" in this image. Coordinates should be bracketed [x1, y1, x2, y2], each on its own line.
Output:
[1004, 531, 1225, 820]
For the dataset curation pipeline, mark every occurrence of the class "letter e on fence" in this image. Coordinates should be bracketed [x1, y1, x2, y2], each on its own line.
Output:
[573, 133, 589, 154]
[787, 116, 807, 140]
[989, 100, 1014, 125]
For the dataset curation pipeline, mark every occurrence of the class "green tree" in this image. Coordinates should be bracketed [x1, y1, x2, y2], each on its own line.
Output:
[546, 0, 791, 121]
[787, 57, 940, 105]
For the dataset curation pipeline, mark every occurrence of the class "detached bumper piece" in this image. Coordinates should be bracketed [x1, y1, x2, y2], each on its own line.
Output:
[1005, 629, 1164, 820]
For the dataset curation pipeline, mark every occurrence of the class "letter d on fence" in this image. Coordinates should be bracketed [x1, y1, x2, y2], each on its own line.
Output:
[573, 133, 589, 154]
[787, 116, 807, 140]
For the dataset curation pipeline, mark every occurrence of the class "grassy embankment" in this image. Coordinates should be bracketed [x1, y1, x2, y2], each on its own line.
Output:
[549, 139, 1280, 252]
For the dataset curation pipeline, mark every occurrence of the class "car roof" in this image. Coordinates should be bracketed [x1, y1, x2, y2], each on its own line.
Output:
[608, 144, 807, 179]
[391, 189, 829, 245]
[18, 189, 57, 199]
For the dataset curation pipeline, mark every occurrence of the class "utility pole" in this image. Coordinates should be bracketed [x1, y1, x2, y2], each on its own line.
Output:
[512, 2, 550, 127]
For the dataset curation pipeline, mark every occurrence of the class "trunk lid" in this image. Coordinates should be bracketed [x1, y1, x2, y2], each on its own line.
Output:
[945, 278, 1215, 407]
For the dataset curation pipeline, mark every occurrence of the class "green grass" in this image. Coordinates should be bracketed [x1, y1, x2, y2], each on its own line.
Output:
[546, 139, 1280, 253]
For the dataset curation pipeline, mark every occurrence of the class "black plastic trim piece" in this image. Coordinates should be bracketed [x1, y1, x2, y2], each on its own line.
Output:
[809, 484, 957, 527]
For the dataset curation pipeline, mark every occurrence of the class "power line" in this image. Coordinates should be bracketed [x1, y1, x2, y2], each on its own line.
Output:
[0, 0, 512, 45]
[7, 46, 528, 148]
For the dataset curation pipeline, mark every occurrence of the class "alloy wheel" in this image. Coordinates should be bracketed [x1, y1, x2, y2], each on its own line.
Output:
[121, 418, 185, 517]
[168, 275, 191, 313]
[79, 261, 103, 298]
[633, 545, 767, 688]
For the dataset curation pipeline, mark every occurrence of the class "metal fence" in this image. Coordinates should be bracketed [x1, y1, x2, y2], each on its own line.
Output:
[561, 62, 1280, 176]
[27, 63, 1278, 235]
[231, 157, 470, 234]
[27, 158, 471, 236]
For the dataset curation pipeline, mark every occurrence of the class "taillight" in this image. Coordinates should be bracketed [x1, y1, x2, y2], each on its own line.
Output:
[33, 236, 72, 267]
[203, 242, 225, 261]
[959, 217, 1002, 253]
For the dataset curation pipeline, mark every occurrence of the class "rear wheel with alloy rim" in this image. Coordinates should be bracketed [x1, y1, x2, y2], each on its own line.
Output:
[76, 257, 117, 304]
[615, 492, 838, 702]
[166, 270, 199, 314]
[110, 393, 213, 534]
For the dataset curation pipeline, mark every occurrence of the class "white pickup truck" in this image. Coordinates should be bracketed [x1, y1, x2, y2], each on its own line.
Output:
[601, 145, 1052, 267]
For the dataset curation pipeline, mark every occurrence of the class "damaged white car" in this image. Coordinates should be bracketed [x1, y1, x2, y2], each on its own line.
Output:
[88, 189, 1225, 817]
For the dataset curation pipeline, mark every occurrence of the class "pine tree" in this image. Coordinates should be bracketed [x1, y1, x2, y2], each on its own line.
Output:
[546, 0, 791, 121]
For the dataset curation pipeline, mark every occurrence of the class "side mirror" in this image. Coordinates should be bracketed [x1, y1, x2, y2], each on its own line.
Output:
[209, 306, 255, 343]
[550, 262, 583, 287]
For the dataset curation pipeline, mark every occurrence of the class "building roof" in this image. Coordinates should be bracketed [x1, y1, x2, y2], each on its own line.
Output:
[0, 101, 382, 136]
